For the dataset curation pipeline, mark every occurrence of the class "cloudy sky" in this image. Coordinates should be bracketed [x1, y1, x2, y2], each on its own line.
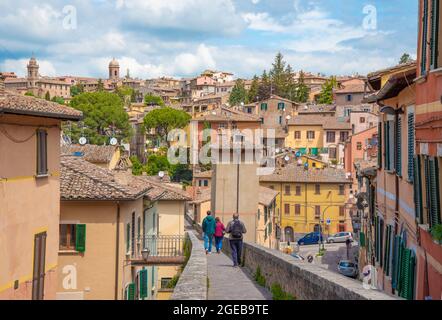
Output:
[0, 0, 417, 79]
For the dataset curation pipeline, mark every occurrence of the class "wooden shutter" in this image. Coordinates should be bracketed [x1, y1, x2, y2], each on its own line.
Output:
[399, 248, 415, 300]
[414, 156, 423, 223]
[127, 283, 135, 300]
[36, 129, 48, 176]
[359, 232, 366, 247]
[126, 223, 130, 253]
[374, 216, 379, 262]
[422, 0, 429, 75]
[378, 122, 382, 169]
[395, 116, 402, 176]
[430, 0, 440, 69]
[408, 112, 415, 181]
[383, 225, 392, 276]
[392, 235, 401, 289]
[139, 269, 148, 299]
[75, 224, 86, 253]
[428, 157, 441, 227]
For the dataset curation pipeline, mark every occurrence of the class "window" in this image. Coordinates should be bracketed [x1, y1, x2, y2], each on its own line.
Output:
[36, 129, 48, 176]
[296, 186, 301, 196]
[295, 204, 301, 215]
[329, 147, 337, 159]
[315, 206, 321, 218]
[378, 122, 383, 169]
[339, 185, 345, 195]
[161, 278, 173, 289]
[346, 94, 352, 102]
[360, 117, 366, 123]
[384, 119, 395, 171]
[285, 185, 291, 195]
[284, 204, 290, 215]
[421, 0, 429, 75]
[294, 131, 301, 139]
[340, 131, 349, 142]
[315, 184, 321, 195]
[59, 224, 76, 250]
[396, 115, 402, 177]
[204, 180, 209, 187]
[430, 0, 440, 70]
[408, 110, 415, 181]
[278, 116, 283, 124]
[339, 206, 345, 217]
[260, 103, 268, 111]
[424, 157, 442, 228]
[326, 131, 336, 143]
[307, 131, 315, 140]
[357, 142, 362, 150]
[278, 102, 285, 110]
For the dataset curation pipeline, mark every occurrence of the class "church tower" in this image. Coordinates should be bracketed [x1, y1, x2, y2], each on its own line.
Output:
[27, 55, 39, 90]
[109, 58, 120, 80]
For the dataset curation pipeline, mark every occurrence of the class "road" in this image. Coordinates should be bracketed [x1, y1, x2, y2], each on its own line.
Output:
[295, 242, 360, 274]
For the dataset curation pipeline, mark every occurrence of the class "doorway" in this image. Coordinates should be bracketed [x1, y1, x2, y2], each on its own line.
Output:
[32, 232, 47, 300]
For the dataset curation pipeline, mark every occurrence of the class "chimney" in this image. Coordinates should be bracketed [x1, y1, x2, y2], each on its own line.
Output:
[0, 74, 5, 98]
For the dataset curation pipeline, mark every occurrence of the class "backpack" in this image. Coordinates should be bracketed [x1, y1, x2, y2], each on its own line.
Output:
[231, 220, 243, 239]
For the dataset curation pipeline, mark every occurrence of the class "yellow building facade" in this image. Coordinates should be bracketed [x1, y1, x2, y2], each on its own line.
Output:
[260, 164, 353, 242]
[285, 123, 324, 155]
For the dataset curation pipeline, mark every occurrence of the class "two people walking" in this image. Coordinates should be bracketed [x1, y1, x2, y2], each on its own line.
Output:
[202, 211, 247, 268]
[202, 211, 225, 254]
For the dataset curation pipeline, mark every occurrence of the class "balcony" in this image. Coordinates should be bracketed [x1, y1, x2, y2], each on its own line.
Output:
[129, 235, 187, 266]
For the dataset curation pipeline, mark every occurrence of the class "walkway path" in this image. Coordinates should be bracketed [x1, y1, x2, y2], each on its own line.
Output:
[206, 244, 272, 300]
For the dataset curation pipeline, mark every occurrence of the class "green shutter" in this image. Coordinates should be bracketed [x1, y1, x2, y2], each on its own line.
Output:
[383, 225, 392, 276]
[422, 0, 429, 75]
[430, 0, 440, 70]
[384, 122, 390, 170]
[414, 156, 423, 223]
[378, 122, 383, 169]
[399, 248, 415, 300]
[408, 112, 415, 181]
[392, 235, 401, 289]
[428, 157, 441, 227]
[126, 223, 130, 253]
[127, 283, 135, 300]
[139, 269, 148, 299]
[359, 232, 366, 247]
[374, 216, 379, 262]
[395, 117, 402, 176]
[75, 224, 86, 253]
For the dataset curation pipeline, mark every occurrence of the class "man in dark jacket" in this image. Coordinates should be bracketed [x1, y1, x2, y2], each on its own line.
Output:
[202, 211, 216, 254]
[225, 213, 247, 267]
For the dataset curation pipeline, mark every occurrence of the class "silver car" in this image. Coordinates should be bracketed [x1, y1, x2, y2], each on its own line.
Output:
[338, 260, 359, 278]
[327, 232, 353, 243]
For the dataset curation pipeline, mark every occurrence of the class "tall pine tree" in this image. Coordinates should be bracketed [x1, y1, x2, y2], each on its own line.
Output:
[229, 79, 248, 106]
[295, 71, 309, 103]
[247, 75, 260, 103]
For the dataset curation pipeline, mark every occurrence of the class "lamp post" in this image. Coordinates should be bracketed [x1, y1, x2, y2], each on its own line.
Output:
[141, 248, 150, 261]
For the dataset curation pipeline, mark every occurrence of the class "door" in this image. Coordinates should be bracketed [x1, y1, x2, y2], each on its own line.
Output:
[32, 232, 47, 300]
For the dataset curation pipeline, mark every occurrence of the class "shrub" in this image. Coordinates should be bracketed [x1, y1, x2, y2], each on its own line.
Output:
[254, 266, 266, 287]
[431, 224, 442, 243]
[271, 283, 296, 300]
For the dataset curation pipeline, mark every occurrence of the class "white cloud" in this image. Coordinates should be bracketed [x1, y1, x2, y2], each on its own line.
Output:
[1, 58, 57, 77]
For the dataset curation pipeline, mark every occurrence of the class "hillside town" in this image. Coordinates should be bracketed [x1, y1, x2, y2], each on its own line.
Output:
[0, 0, 441, 302]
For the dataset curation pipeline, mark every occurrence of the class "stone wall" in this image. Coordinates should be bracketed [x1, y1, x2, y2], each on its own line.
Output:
[221, 238, 397, 300]
[170, 231, 207, 300]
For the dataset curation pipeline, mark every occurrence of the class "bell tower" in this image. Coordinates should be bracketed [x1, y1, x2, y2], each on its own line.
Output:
[109, 58, 120, 80]
[27, 55, 39, 90]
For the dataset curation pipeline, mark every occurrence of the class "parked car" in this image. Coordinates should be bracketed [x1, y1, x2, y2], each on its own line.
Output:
[290, 252, 305, 261]
[338, 260, 359, 278]
[297, 232, 323, 245]
[327, 232, 353, 243]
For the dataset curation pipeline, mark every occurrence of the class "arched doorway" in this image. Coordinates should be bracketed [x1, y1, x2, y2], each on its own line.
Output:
[284, 227, 295, 243]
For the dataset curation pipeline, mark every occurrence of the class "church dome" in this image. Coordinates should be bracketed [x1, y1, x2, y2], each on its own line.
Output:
[109, 58, 119, 67]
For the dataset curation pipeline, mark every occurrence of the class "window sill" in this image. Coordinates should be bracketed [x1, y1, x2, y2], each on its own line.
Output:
[35, 174, 49, 179]
[414, 75, 427, 84]
[430, 68, 442, 76]
[59, 250, 80, 255]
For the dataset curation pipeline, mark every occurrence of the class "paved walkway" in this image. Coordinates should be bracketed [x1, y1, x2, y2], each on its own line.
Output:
[205, 244, 272, 300]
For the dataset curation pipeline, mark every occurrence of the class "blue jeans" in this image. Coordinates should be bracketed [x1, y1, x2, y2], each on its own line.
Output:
[229, 239, 243, 266]
[214, 236, 223, 252]
[204, 233, 213, 252]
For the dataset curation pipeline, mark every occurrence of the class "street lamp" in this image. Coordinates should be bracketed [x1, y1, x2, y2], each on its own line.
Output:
[141, 248, 150, 260]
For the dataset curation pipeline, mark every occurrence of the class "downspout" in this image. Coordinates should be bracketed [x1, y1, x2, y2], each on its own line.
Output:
[114, 201, 121, 300]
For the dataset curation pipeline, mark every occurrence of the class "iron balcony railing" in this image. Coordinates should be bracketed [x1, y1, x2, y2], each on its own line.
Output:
[138, 235, 186, 258]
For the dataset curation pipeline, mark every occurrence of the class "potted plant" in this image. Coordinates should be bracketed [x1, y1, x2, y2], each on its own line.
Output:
[430, 224, 442, 245]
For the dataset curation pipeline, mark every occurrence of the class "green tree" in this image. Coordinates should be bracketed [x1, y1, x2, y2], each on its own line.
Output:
[24, 91, 35, 97]
[51, 96, 65, 105]
[115, 85, 137, 107]
[143, 107, 191, 147]
[269, 52, 286, 97]
[45, 91, 51, 101]
[229, 79, 248, 106]
[65, 91, 132, 145]
[317, 76, 338, 104]
[283, 64, 297, 101]
[258, 70, 271, 100]
[144, 93, 165, 107]
[247, 75, 260, 103]
[295, 71, 309, 103]
[399, 53, 412, 64]
[70, 84, 84, 97]
[97, 79, 104, 92]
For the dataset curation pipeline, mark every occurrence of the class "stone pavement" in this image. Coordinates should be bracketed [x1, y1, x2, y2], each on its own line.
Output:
[205, 245, 272, 300]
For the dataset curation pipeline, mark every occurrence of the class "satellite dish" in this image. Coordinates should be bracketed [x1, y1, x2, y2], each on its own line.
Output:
[110, 137, 118, 146]
[158, 171, 165, 178]
[79, 137, 87, 145]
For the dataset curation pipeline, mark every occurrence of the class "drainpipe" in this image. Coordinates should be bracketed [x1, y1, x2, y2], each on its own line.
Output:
[114, 201, 121, 300]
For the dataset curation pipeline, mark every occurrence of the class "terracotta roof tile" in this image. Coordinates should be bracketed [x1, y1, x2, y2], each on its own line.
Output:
[61, 144, 119, 164]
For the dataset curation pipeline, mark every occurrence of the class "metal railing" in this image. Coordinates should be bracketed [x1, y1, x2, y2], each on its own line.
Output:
[139, 235, 186, 258]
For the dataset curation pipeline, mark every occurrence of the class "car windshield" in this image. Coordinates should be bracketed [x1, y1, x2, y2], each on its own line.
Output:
[340, 262, 355, 268]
